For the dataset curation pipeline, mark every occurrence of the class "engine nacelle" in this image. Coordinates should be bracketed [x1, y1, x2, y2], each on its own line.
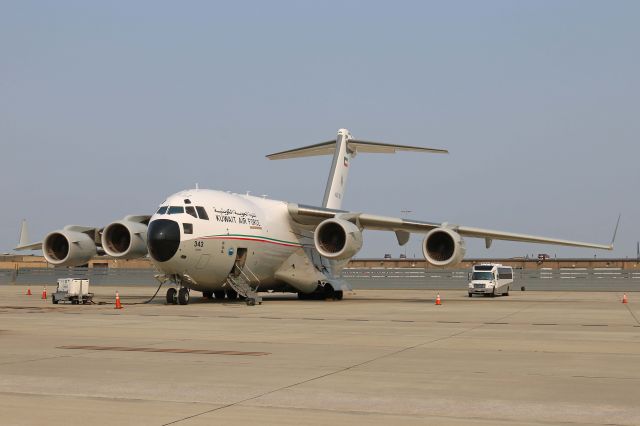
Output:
[101, 220, 148, 259]
[422, 228, 466, 267]
[43, 230, 97, 267]
[314, 218, 363, 260]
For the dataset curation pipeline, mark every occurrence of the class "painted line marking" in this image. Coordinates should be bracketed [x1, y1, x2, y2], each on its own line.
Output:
[57, 345, 270, 356]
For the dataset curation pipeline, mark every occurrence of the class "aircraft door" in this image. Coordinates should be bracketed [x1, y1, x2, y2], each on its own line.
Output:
[231, 248, 248, 277]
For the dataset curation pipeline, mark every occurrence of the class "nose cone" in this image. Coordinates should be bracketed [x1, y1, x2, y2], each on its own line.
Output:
[147, 219, 180, 262]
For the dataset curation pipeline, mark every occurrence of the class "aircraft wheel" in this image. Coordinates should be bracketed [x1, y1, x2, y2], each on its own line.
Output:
[226, 289, 238, 300]
[298, 292, 309, 300]
[323, 285, 335, 300]
[504, 287, 510, 296]
[468, 293, 472, 298]
[333, 291, 343, 301]
[178, 288, 190, 305]
[213, 290, 226, 300]
[246, 298, 256, 306]
[166, 288, 177, 304]
[202, 290, 213, 299]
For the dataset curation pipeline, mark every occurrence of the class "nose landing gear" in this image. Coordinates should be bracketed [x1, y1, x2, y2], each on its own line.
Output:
[165, 287, 190, 305]
[177, 288, 190, 305]
[166, 287, 177, 304]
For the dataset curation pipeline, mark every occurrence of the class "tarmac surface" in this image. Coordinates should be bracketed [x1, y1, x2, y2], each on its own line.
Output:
[1, 284, 639, 425]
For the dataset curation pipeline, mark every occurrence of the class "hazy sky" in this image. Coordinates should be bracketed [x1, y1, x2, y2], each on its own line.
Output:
[1, 1, 638, 259]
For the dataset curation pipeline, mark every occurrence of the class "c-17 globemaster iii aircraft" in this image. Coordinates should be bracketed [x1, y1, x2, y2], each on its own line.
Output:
[16, 129, 616, 305]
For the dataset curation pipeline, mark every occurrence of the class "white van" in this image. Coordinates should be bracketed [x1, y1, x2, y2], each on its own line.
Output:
[468, 264, 513, 297]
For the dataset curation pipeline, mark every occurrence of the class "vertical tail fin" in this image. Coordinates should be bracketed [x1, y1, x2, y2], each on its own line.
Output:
[322, 129, 351, 209]
[266, 129, 448, 210]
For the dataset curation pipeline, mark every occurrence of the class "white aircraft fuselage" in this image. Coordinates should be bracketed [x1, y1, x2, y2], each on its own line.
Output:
[148, 189, 322, 294]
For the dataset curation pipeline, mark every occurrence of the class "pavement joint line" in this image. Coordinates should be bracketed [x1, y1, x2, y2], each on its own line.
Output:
[162, 301, 542, 425]
[204, 401, 603, 426]
[0, 354, 72, 367]
[57, 345, 271, 356]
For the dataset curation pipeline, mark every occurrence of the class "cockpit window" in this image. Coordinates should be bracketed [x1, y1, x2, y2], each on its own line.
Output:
[156, 206, 168, 215]
[185, 206, 197, 218]
[195, 206, 209, 220]
[168, 206, 184, 215]
[184, 199, 191, 204]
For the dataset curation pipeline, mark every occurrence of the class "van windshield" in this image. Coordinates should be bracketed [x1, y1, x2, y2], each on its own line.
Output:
[472, 272, 494, 280]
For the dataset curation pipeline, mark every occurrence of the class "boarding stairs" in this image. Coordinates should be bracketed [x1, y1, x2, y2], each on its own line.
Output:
[224, 263, 262, 306]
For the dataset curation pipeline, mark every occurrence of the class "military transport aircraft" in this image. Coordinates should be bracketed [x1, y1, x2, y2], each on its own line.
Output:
[16, 129, 615, 305]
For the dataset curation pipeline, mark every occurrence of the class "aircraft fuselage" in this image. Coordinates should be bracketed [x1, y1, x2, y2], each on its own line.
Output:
[147, 189, 319, 293]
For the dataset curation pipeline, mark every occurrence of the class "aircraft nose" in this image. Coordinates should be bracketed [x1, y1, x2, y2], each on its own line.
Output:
[147, 219, 181, 262]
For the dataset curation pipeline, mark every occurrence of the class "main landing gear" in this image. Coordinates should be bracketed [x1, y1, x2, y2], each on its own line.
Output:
[298, 284, 343, 301]
[166, 287, 190, 305]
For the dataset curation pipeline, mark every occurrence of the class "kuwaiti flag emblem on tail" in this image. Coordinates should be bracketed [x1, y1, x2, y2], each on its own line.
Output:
[344, 156, 349, 167]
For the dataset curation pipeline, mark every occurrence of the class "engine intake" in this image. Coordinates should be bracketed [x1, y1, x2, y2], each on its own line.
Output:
[314, 218, 363, 260]
[101, 220, 148, 259]
[43, 230, 97, 267]
[422, 228, 466, 267]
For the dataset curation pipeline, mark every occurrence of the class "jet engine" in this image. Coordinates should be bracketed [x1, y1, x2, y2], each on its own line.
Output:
[43, 230, 97, 267]
[422, 227, 466, 267]
[101, 220, 148, 259]
[314, 218, 363, 260]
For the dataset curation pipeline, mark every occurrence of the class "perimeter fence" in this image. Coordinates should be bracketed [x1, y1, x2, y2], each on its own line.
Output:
[1, 266, 640, 291]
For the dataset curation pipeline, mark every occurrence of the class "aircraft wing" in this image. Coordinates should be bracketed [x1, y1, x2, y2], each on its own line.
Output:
[288, 204, 615, 250]
[13, 216, 152, 251]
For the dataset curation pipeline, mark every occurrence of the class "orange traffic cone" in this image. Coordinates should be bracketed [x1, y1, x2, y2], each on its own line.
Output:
[41, 286, 47, 300]
[114, 291, 123, 309]
[435, 293, 442, 306]
[26, 288, 32, 296]
[622, 293, 628, 304]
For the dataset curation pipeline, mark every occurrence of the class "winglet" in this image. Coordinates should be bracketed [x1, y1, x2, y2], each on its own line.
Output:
[15, 219, 42, 251]
[609, 213, 621, 249]
[19, 219, 29, 248]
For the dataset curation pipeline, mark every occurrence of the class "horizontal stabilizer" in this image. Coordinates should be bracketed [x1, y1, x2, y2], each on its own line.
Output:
[268, 128, 448, 209]
[266, 140, 338, 160]
[348, 140, 448, 155]
[267, 139, 448, 160]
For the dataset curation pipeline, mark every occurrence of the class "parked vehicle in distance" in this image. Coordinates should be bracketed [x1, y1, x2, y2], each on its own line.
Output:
[384, 254, 392, 259]
[468, 264, 513, 297]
